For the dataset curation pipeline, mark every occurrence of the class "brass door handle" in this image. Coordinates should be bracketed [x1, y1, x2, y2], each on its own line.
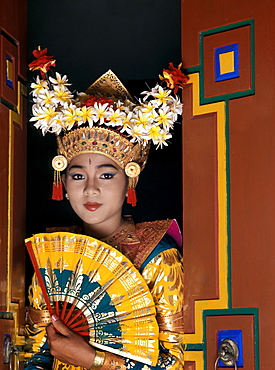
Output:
[214, 338, 239, 369]
[3, 334, 20, 370]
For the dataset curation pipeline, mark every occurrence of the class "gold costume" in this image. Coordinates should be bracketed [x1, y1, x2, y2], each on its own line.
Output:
[24, 218, 184, 370]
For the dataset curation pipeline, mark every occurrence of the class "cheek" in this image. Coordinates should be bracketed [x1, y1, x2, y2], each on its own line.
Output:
[65, 181, 82, 199]
[106, 179, 128, 201]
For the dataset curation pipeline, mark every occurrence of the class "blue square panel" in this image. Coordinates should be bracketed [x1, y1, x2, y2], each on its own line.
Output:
[214, 43, 240, 82]
[217, 329, 244, 367]
[6, 53, 14, 89]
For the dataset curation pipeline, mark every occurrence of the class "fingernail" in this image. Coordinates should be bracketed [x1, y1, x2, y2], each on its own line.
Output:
[52, 314, 59, 321]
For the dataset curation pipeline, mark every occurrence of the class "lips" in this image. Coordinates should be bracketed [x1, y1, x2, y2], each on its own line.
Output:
[84, 202, 102, 211]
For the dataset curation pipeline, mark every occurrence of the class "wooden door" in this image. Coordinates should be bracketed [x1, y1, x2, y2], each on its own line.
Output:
[0, 1, 27, 369]
[181, 1, 275, 369]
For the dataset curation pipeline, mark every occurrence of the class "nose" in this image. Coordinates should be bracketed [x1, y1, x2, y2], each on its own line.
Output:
[84, 177, 99, 195]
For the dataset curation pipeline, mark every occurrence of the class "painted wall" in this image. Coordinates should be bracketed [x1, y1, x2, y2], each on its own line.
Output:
[181, 0, 275, 369]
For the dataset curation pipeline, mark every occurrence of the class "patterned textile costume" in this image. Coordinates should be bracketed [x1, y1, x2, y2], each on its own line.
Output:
[24, 218, 184, 370]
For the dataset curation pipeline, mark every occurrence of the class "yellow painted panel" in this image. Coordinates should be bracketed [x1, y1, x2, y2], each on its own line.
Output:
[219, 51, 235, 74]
[184, 351, 204, 370]
[183, 73, 228, 345]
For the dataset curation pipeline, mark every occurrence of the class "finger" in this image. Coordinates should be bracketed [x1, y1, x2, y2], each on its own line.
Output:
[46, 323, 56, 336]
[51, 315, 72, 336]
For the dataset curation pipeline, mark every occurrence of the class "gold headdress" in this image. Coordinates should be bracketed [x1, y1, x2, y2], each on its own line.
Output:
[29, 47, 188, 204]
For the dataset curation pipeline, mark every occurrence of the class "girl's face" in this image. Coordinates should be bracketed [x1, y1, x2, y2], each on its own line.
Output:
[63, 153, 128, 238]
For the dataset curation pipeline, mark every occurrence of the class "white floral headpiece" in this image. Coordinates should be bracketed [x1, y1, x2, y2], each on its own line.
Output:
[29, 47, 188, 149]
[28, 47, 189, 203]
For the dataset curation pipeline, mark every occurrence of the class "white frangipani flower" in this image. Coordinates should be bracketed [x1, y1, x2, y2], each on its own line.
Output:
[52, 85, 74, 106]
[37, 90, 56, 107]
[133, 111, 153, 128]
[125, 124, 145, 143]
[150, 85, 171, 106]
[78, 105, 95, 127]
[140, 101, 158, 118]
[108, 108, 125, 127]
[155, 129, 172, 149]
[30, 76, 48, 96]
[30, 105, 57, 124]
[141, 84, 160, 101]
[168, 95, 183, 116]
[92, 102, 110, 125]
[156, 105, 175, 130]
[144, 124, 162, 143]
[119, 112, 133, 133]
[63, 103, 81, 130]
[51, 113, 67, 134]
[49, 72, 71, 86]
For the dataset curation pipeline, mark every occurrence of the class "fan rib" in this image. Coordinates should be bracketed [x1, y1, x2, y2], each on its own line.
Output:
[61, 301, 68, 321]
[63, 304, 76, 324]
[67, 311, 87, 329]
[73, 331, 89, 336]
[66, 309, 84, 327]
[55, 301, 60, 316]
[72, 324, 89, 332]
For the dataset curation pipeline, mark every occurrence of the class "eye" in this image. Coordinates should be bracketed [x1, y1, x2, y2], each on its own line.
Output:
[70, 173, 85, 180]
[100, 173, 115, 180]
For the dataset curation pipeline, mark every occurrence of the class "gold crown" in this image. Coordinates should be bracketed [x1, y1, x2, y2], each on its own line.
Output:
[57, 126, 150, 170]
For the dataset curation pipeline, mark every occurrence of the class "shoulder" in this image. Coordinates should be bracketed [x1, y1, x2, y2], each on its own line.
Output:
[135, 219, 182, 248]
[132, 219, 182, 270]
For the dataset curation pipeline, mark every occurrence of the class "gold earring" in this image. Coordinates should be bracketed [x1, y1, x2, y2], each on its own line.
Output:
[125, 162, 140, 207]
[65, 193, 69, 200]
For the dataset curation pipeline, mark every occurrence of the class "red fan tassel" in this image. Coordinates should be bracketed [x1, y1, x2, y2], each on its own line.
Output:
[52, 170, 63, 200]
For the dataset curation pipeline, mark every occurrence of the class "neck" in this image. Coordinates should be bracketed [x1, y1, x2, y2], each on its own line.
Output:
[83, 216, 125, 240]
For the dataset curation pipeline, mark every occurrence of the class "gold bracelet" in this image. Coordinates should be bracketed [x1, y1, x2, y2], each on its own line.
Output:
[89, 350, 106, 370]
[101, 352, 126, 370]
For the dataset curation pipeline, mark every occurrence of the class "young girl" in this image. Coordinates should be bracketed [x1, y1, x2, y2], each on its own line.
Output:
[25, 47, 186, 370]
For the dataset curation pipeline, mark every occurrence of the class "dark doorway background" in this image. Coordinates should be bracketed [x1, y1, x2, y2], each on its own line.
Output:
[26, 0, 182, 235]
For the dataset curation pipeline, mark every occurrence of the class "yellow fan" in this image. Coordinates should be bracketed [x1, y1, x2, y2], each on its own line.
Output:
[25, 232, 159, 366]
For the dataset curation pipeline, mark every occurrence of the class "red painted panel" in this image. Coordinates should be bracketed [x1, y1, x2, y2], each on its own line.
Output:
[206, 315, 255, 369]
[11, 117, 26, 335]
[182, 0, 275, 368]
[184, 362, 196, 370]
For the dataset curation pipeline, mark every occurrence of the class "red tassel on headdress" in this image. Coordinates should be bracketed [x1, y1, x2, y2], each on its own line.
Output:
[127, 177, 137, 207]
[52, 170, 63, 200]
[127, 188, 137, 207]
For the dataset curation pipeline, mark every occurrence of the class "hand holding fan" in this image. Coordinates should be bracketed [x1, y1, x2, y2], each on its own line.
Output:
[25, 232, 159, 366]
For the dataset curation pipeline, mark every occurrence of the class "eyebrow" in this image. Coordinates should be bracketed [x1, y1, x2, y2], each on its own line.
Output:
[97, 164, 119, 170]
[67, 165, 85, 171]
[67, 164, 119, 171]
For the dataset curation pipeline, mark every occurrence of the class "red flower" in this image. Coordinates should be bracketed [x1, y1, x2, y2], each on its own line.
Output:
[159, 62, 189, 94]
[28, 46, 56, 78]
[81, 95, 114, 107]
